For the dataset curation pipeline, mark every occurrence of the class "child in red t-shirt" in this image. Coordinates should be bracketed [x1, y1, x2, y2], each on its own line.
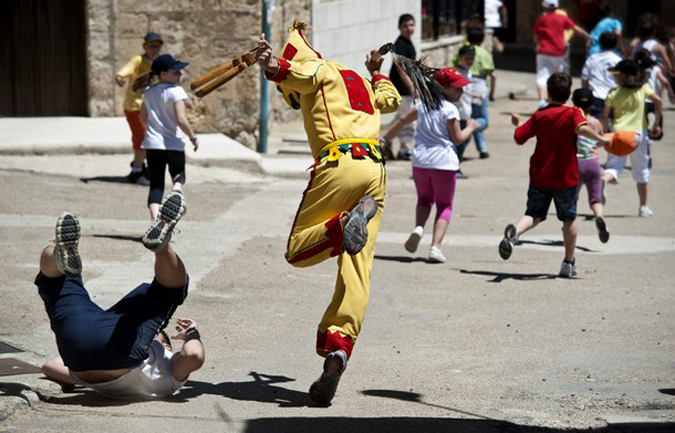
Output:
[500, 72, 609, 278]
[534, 0, 590, 107]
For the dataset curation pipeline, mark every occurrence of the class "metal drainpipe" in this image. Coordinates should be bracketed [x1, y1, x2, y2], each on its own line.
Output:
[258, 0, 274, 154]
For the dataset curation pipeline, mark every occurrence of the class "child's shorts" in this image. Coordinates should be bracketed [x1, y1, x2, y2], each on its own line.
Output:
[525, 186, 577, 222]
[604, 130, 650, 183]
[536, 54, 566, 87]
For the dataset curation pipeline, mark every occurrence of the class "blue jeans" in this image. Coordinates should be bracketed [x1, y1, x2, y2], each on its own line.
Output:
[457, 100, 489, 161]
[35, 273, 188, 371]
[471, 97, 489, 154]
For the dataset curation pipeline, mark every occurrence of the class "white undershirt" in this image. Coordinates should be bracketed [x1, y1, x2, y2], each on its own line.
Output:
[70, 340, 186, 399]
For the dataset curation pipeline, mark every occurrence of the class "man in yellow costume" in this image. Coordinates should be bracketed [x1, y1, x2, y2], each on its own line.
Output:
[256, 23, 400, 405]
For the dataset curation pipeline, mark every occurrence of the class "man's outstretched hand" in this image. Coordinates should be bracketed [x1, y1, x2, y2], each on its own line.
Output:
[510, 112, 522, 127]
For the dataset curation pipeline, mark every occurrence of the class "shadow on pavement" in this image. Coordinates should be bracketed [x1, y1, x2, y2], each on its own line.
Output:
[659, 388, 675, 396]
[80, 176, 130, 184]
[578, 213, 635, 220]
[38, 388, 140, 407]
[243, 417, 675, 433]
[374, 255, 430, 264]
[361, 389, 499, 420]
[0, 382, 38, 405]
[173, 372, 310, 407]
[92, 234, 142, 243]
[516, 239, 597, 253]
[460, 269, 558, 283]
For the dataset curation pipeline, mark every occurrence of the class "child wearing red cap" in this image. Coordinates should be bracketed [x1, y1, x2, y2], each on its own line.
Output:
[382, 67, 479, 263]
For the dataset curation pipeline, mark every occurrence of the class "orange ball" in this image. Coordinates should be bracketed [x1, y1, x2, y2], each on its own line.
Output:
[603, 131, 640, 156]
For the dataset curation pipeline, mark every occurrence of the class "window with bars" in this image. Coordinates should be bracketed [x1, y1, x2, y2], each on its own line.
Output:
[421, 0, 485, 41]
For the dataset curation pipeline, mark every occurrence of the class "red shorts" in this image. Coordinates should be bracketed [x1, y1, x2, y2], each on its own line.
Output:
[124, 110, 146, 150]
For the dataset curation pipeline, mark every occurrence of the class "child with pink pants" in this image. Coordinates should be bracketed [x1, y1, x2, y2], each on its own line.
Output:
[382, 68, 479, 262]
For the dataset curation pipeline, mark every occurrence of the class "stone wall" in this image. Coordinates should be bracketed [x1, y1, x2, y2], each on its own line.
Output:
[87, 0, 268, 148]
[420, 35, 465, 68]
[267, 0, 310, 126]
[419, 29, 493, 69]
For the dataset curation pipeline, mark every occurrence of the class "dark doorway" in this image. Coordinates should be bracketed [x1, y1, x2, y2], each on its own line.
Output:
[0, 0, 88, 116]
[502, 0, 516, 43]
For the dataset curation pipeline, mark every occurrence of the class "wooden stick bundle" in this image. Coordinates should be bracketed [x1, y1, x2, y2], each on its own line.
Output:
[191, 52, 257, 98]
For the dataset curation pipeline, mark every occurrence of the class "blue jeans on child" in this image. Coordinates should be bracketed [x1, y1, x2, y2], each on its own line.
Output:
[35, 272, 188, 372]
[457, 97, 489, 160]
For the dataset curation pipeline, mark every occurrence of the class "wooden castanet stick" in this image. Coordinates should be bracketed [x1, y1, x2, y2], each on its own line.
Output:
[194, 53, 256, 98]
[195, 62, 246, 98]
[190, 59, 237, 91]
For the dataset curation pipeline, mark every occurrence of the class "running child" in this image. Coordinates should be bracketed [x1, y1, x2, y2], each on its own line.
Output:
[451, 27, 494, 159]
[454, 45, 488, 178]
[140, 54, 199, 221]
[602, 59, 662, 218]
[115, 32, 163, 184]
[382, 68, 479, 263]
[581, 31, 622, 119]
[500, 72, 609, 278]
[635, 48, 673, 140]
[534, 0, 590, 108]
[571, 88, 610, 243]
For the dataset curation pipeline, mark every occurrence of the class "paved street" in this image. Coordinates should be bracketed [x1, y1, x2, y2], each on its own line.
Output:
[1, 91, 674, 432]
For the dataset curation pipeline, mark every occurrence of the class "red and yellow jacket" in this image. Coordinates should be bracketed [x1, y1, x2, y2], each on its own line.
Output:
[268, 22, 401, 160]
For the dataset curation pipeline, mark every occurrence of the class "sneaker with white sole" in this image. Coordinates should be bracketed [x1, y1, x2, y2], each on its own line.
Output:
[343, 195, 378, 255]
[54, 212, 82, 276]
[404, 226, 424, 253]
[559, 259, 577, 278]
[142, 191, 186, 251]
[428, 246, 446, 263]
[639, 205, 653, 218]
[499, 224, 517, 260]
[309, 350, 347, 406]
[595, 216, 609, 243]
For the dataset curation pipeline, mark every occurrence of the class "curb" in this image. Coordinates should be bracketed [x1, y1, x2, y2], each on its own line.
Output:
[0, 382, 42, 422]
[0, 133, 266, 175]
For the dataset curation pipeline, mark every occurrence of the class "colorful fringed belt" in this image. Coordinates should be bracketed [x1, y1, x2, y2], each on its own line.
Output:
[310, 138, 384, 169]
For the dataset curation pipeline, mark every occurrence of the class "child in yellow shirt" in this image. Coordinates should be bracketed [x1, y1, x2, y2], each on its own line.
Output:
[115, 32, 163, 184]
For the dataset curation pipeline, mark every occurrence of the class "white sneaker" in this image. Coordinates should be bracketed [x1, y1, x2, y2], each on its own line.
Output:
[559, 259, 577, 278]
[639, 206, 653, 218]
[428, 246, 446, 263]
[538, 99, 547, 109]
[404, 226, 424, 253]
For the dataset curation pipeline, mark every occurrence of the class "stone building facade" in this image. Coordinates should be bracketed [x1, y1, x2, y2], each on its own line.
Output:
[87, 0, 425, 149]
[88, 0, 305, 148]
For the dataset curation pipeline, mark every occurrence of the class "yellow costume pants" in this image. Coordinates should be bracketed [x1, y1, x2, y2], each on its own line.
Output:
[285, 152, 386, 359]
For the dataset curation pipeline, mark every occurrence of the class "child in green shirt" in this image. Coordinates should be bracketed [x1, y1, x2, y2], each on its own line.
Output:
[601, 59, 662, 218]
